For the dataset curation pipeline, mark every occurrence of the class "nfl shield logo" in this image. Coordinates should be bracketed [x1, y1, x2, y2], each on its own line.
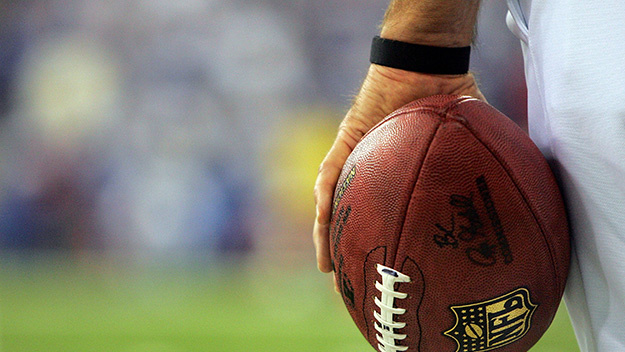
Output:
[443, 288, 537, 352]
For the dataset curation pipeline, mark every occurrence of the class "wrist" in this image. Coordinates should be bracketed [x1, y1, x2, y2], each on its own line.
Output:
[364, 64, 484, 108]
[368, 64, 471, 93]
[351, 65, 475, 122]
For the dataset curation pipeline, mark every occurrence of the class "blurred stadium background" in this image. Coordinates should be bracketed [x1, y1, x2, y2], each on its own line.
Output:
[0, 0, 578, 351]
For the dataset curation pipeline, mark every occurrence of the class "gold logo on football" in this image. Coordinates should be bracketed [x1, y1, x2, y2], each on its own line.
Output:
[443, 288, 537, 352]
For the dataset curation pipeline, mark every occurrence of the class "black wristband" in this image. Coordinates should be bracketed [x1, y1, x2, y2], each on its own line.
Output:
[370, 36, 471, 74]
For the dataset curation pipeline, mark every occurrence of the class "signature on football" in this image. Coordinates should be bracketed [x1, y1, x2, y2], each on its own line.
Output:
[433, 175, 513, 266]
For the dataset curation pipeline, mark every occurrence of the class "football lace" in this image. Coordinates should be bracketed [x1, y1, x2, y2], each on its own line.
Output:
[374, 264, 411, 352]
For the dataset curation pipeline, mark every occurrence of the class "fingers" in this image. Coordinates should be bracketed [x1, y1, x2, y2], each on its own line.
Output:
[313, 211, 333, 273]
[313, 157, 335, 273]
[313, 133, 358, 273]
[313, 161, 340, 273]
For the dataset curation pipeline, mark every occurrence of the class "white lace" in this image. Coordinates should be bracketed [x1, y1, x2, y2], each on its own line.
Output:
[374, 264, 411, 352]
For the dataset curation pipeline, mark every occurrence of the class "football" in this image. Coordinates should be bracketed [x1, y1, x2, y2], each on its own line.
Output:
[329, 95, 570, 352]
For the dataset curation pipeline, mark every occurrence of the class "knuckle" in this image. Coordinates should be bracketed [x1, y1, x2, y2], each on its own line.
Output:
[317, 197, 331, 216]
[317, 158, 330, 175]
[312, 184, 322, 204]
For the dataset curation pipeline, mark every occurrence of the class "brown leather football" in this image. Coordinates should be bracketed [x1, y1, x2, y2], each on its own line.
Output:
[329, 95, 570, 352]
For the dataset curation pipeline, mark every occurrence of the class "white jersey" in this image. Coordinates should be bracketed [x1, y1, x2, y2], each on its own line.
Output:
[506, 1, 625, 351]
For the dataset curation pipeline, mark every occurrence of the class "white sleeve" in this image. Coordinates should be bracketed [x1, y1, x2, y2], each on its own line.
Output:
[505, 0, 529, 43]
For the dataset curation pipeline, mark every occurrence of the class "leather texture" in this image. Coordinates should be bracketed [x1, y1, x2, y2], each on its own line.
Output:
[330, 95, 570, 352]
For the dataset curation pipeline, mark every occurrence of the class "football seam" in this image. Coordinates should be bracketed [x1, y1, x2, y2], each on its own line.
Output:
[391, 118, 443, 270]
[400, 256, 426, 351]
[362, 246, 388, 344]
[454, 115, 563, 299]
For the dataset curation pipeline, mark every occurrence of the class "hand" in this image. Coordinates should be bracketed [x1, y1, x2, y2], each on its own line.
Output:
[313, 64, 484, 274]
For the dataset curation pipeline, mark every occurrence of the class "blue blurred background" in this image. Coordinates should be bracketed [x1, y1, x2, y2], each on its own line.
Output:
[0, 0, 527, 254]
[0, 1, 574, 351]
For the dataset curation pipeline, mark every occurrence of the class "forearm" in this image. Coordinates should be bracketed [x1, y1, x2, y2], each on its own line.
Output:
[381, 0, 480, 47]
